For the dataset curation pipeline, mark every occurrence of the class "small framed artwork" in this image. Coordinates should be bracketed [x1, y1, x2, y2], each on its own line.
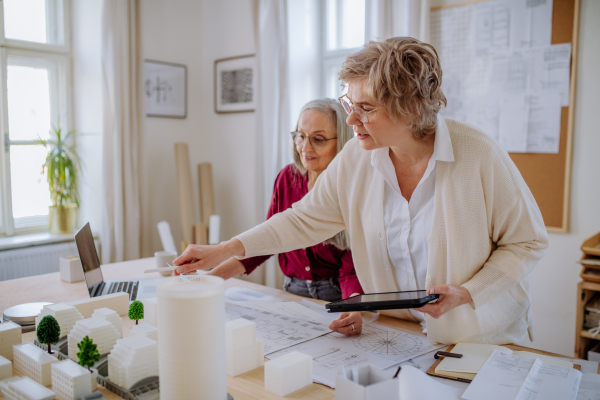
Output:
[144, 60, 187, 118]
[214, 54, 256, 113]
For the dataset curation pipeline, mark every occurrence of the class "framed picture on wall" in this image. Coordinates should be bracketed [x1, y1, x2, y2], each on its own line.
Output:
[214, 54, 256, 113]
[144, 60, 187, 118]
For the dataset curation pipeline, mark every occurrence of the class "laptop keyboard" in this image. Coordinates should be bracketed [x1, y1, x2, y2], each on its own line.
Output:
[107, 281, 139, 301]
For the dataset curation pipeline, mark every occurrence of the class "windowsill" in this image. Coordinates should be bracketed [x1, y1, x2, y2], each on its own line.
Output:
[0, 232, 75, 251]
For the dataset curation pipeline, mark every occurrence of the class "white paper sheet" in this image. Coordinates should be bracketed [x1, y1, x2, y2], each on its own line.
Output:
[526, 93, 562, 153]
[509, 0, 553, 49]
[267, 322, 443, 388]
[399, 365, 465, 400]
[577, 373, 600, 400]
[515, 358, 581, 400]
[298, 299, 380, 325]
[226, 300, 332, 325]
[223, 287, 283, 302]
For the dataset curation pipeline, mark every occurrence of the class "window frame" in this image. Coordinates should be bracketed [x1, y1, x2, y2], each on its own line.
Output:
[0, 0, 73, 236]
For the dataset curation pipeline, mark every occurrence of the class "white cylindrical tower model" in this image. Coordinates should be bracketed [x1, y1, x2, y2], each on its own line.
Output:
[158, 275, 226, 400]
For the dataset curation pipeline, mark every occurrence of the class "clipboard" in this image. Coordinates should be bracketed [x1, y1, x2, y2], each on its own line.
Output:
[426, 344, 583, 383]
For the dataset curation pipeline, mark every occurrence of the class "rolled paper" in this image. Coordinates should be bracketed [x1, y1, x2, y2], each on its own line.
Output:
[174, 143, 196, 247]
[198, 163, 215, 225]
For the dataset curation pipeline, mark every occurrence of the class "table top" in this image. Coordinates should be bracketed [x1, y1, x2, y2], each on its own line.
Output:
[0, 257, 583, 400]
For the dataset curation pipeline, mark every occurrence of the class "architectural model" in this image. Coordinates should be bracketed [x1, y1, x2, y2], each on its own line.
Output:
[66, 293, 129, 319]
[68, 319, 119, 362]
[51, 359, 92, 400]
[0, 354, 12, 380]
[13, 343, 59, 386]
[0, 376, 56, 400]
[225, 318, 264, 376]
[129, 324, 158, 342]
[141, 298, 157, 326]
[335, 364, 399, 400]
[107, 336, 158, 389]
[36, 304, 84, 339]
[0, 321, 22, 361]
[90, 308, 122, 338]
[264, 351, 312, 396]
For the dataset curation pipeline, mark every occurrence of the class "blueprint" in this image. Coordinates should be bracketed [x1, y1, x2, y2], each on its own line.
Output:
[223, 287, 283, 302]
[225, 302, 331, 354]
[267, 322, 443, 388]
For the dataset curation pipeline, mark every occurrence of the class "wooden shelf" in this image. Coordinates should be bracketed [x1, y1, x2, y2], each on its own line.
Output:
[580, 330, 600, 340]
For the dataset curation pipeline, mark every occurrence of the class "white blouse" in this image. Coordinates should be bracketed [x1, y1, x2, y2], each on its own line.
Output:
[371, 116, 454, 328]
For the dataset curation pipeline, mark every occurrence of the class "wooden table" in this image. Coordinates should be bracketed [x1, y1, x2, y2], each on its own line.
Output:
[0, 258, 585, 399]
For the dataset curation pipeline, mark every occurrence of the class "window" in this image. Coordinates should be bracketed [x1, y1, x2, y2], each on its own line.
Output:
[322, 0, 365, 99]
[0, 0, 71, 235]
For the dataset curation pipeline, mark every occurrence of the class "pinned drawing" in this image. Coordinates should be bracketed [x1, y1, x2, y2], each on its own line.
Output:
[144, 60, 187, 118]
[214, 55, 256, 113]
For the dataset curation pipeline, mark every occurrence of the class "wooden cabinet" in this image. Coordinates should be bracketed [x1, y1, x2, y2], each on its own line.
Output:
[575, 232, 600, 359]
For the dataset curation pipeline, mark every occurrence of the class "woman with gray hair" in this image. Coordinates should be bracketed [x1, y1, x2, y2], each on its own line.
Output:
[204, 98, 363, 309]
[175, 37, 548, 344]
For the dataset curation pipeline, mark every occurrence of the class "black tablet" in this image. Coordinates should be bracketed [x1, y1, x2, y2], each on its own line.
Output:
[325, 290, 439, 312]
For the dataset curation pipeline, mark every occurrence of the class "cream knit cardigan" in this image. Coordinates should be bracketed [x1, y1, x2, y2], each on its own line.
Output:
[236, 119, 549, 345]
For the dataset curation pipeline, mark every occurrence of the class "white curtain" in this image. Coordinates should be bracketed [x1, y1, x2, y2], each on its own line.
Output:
[365, 0, 430, 42]
[100, 0, 141, 263]
[254, 0, 291, 288]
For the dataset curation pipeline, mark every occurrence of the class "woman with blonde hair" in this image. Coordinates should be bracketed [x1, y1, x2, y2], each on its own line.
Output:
[204, 98, 363, 306]
[175, 37, 548, 344]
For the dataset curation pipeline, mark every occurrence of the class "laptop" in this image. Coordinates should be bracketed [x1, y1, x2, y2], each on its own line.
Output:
[75, 222, 162, 301]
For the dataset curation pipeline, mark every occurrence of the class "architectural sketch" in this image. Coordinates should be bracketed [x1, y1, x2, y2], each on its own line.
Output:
[267, 322, 443, 388]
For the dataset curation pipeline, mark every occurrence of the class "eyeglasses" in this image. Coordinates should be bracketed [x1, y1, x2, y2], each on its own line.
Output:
[291, 131, 337, 150]
[338, 95, 382, 123]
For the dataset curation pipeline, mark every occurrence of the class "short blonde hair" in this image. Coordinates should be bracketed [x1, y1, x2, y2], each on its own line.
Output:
[339, 37, 446, 138]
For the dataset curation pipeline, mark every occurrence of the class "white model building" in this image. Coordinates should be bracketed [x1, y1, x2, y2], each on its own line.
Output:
[264, 351, 312, 396]
[141, 298, 157, 326]
[90, 308, 122, 338]
[225, 318, 264, 376]
[35, 303, 84, 338]
[0, 376, 56, 400]
[66, 293, 129, 319]
[0, 354, 12, 380]
[51, 359, 92, 400]
[0, 321, 22, 361]
[107, 336, 158, 389]
[13, 343, 59, 386]
[68, 318, 119, 362]
[129, 324, 158, 342]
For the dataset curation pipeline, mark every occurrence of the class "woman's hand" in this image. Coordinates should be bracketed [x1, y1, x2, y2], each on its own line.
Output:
[173, 239, 245, 275]
[416, 284, 473, 319]
[329, 312, 363, 336]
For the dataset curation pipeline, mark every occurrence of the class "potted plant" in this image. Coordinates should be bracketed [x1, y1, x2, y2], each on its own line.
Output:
[36, 125, 81, 234]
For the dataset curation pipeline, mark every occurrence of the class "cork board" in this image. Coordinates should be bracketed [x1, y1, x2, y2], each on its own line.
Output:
[432, 0, 581, 232]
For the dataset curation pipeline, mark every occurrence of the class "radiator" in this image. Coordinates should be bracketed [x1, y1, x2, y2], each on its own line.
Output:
[0, 241, 82, 281]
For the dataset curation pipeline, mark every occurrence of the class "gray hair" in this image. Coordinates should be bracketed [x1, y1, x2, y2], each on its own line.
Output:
[291, 98, 353, 251]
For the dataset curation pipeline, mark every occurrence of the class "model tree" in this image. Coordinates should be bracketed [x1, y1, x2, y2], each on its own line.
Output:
[77, 336, 100, 372]
[128, 300, 144, 325]
[37, 315, 61, 354]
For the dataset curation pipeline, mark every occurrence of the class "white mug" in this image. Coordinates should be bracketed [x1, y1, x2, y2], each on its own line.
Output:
[155, 251, 177, 277]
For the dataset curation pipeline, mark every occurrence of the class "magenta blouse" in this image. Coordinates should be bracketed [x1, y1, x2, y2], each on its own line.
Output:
[240, 165, 364, 298]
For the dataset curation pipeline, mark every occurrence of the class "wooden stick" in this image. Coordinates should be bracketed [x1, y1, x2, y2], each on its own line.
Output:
[174, 143, 196, 247]
[198, 163, 215, 225]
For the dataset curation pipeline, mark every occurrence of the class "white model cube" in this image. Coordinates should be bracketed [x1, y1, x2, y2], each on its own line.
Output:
[90, 308, 122, 338]
[36, 303, 84, 338]
[0, 376, 56, 400]
[51, 359, 92, 400]
[225, 319, 264, 376]
[129, 324, 158, 342]
[264, 351, 312, 396]
[59, 257, 84, 283]
[0, 355, 12, 380]
[141, 298, 157, 326]
[335, 365, 399, 400]
[0, 321, 22, 361]
[66, 293, 129, 319]
[107, 336, 158, 389]
[13, 343, 59, 386]
[68, 318, 120, 362]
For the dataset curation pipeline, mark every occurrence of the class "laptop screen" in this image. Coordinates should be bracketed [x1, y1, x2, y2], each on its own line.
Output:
[75, 223, 104, 297]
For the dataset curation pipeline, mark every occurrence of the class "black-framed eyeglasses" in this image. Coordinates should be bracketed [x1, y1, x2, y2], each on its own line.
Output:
[338, 94, 382, 123]
[291, 131, 337, 150]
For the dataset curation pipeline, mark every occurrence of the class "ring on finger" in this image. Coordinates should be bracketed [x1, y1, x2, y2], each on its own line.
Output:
[351, 323, 355, 332]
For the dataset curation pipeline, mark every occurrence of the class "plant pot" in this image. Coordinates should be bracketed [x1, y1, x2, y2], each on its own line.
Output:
[48, 204, 77, 234]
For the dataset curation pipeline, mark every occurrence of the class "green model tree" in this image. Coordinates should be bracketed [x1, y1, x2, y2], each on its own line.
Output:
[128, 300, 144, 325]
[37, 315, 60, 354]
[77, 336, 100, 372]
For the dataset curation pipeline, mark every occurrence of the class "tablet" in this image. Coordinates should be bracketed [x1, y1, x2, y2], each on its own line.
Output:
[325, 290, 439, 312]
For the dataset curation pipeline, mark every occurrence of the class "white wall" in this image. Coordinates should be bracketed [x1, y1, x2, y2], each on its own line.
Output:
[430, 0, 600, 356]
